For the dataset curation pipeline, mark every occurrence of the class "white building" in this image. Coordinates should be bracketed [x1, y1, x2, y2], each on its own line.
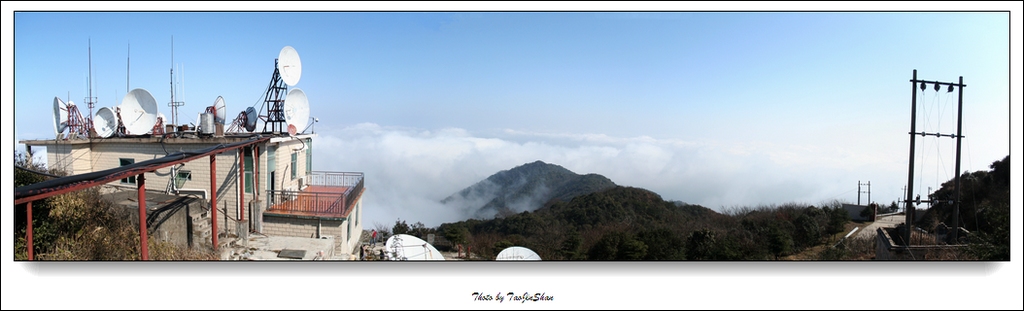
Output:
[20, 132, 365, 258]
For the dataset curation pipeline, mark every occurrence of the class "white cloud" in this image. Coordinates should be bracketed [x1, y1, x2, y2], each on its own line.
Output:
[313, 123, 928, 227]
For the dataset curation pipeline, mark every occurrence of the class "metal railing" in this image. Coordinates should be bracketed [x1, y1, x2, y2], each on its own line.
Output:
[265, 171, 363, 217]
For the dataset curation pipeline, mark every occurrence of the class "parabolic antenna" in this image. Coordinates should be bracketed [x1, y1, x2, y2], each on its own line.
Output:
[119, 88, 159, 135]
[93, 107, 117, 138]
[244, 107, 258, 132]
[283, 88, 309, 133]
[384, 234, 445, 261]
[158, 112, 167, 124]
[213, 96, 227, 125]
[277, 46, 302, 86]
[496, 246, 542, 261]
[52, 97, 69, 137]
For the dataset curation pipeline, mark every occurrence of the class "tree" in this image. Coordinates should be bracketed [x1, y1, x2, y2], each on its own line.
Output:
[587, 231, 647, 260]
[557, 227, 585, 260]
[637, 228, 685, 260]
[442, 224, 470, 246]
[392, 219, 410, 235]
[766, 225, 793, 260]
[824, 204, 850, 241]
[859, 204, 876, 221]
[685, 229, 716, 260]
[794, 212, 823, 249]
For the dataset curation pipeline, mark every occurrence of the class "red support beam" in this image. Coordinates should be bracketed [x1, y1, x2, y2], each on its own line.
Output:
[138, 173, 149, 260]
[27, 201, 33, 261]
[239, 149, 245, 222]
[254, 146, 259, 207]
[211, 154, 218, 250]
[253, 146, 259, 233]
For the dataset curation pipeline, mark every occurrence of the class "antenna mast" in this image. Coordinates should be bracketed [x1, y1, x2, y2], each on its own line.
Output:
[168, 36, 185, 128]
[86, 38, 96, 136]
[127, 41, 130, 93]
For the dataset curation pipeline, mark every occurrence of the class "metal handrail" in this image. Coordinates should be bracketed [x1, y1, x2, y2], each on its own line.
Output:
[266, 171, 363, 216]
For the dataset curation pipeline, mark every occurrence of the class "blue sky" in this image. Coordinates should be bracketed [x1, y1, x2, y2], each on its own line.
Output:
[11, 10, 1013, 226]
[3, 3, 1021, 310]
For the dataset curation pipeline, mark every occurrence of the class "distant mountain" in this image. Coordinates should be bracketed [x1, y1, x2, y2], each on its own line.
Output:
[441, 160, 617, 219]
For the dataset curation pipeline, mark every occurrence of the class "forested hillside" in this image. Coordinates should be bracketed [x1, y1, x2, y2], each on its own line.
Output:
[441, 160, 616, 219]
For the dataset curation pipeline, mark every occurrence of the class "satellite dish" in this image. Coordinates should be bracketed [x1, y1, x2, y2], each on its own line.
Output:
[496, 246, 542, 261]
[158, 112, 167, 124]
[287, 124, 297, 136]
[93, 107, 117, 138]
[384, 234, 445, 261]
[119, 88, 159, 135]
[284, 88, 309, 134]
[277, 46, 302, 86]
[244, 107, 258, 132]
[213, 96, 227, 125]
[52, 97, 68, 137]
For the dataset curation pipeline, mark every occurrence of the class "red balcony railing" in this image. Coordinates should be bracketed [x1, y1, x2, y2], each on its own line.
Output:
[265, 172, 363, 218]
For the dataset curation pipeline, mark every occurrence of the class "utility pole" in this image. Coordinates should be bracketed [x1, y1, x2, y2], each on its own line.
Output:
[904, 70, 965, 245]
[858, 181, 871, 206]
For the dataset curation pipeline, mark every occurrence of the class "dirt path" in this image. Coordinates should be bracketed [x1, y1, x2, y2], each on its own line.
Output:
[856, 214, 902, 239]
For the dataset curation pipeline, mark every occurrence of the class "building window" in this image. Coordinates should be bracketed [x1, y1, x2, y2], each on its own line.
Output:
[120, 158, 135, 184]
[175, 170, 192, 188]
[290, 152, 297, 180]
[244, 147, 254, 193]
[306, 138, 312, 175]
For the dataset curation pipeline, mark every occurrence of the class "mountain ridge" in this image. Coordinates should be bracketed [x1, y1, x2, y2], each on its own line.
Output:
[441, 160, 617, 219]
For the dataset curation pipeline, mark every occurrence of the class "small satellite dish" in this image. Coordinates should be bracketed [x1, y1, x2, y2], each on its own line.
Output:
[93, 107, 117, 138]
[284, 88, 309, 133]
[244, 107, 258, 132]
[157, 112, 167, 124]
[496, 246, 542, 261]
[119, 88, 159, 135]
[213, 96, 227, 125]
[287, 124, 297, 136]
[384, 234, 445, 261]
[52, 97, 68, 137]
[277, 46, 302, 86]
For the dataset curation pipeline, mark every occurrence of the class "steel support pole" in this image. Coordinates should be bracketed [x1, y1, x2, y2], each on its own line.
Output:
[905, 70, 918, 245]
[27, 201, 33, 261]
[253, 146, 259, 233]
[211, 155, 218, 250]
[239, 149, 245, 222]
[953, 76, 964, 242]
[138, 173, 149, 260]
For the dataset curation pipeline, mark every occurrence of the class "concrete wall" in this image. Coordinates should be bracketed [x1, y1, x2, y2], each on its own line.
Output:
[843, 204, 872, 222]
[44, 142, 91, 175]
[261, 195, 362, 257]
[108, 191, 211, 249]
[263, 215, 351, 256]
[268, 137, 308, 192]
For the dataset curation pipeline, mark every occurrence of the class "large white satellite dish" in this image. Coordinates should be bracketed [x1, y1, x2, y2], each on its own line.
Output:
[119, 88, 159, 135]
[283, 88, 309, 134]
[52, 97, 68, 137]
[277, 46, 302, 86]
[384, 234, 445, 261]
[93, 107, 117, 138]
[496, 246, 542, 261]
[213, 96, 227, 125]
